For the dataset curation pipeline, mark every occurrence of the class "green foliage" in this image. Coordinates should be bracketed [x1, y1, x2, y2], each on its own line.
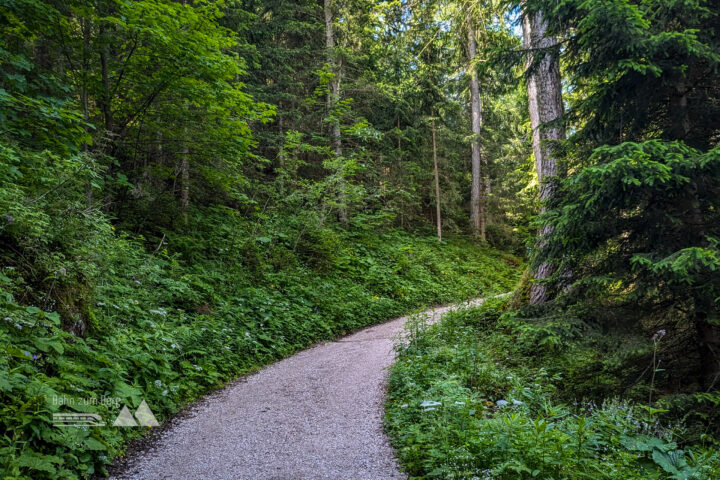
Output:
[533, 140, 720, 389]
[386, 298, 720, 479]
[533, 0, 720, 152]
[0, 137, 521, 479]
[517, 0, 720, 418]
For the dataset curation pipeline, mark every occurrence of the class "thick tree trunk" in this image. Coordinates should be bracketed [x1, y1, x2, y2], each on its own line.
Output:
[467, 15, 486, 241]
[523, 8, 564, 304]
[669, 79, 691, 141]
[324, 0, 347, 223]
[697, 314, 720, 390]
[431, 108, 442, 242]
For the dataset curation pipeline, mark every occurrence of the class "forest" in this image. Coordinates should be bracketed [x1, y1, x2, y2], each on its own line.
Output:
[0, 0, 719, 478]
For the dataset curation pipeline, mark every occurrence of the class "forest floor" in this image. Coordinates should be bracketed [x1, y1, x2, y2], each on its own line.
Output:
[107, 298, 487, 480]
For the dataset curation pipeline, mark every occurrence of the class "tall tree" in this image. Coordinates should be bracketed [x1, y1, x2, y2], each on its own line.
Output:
[431, 106, 442, 242]
[467, 11, 486, 240]
[529, 0, 720, 388]
[522, 5, 564, 304]
[324, 0, 347, 223]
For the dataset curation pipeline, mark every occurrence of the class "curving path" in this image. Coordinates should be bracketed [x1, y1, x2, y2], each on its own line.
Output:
[110, 298, 486, 480]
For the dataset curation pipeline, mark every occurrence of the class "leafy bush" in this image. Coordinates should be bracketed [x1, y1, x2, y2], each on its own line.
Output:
[386, 298, 720, 479]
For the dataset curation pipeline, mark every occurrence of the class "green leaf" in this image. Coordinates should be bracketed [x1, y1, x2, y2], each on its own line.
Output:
[17, 450, 62, 475]
[45, 311, 61, 325]
[33, 336, 64, 354]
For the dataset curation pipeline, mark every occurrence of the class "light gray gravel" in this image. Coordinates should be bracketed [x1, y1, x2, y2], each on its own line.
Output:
[110, 298, 486, 480]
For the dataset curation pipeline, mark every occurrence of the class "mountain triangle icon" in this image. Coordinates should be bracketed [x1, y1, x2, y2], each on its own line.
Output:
[134, 400, 160, 427]
[113, 405, 137, 427]
[112, 400, 159, 427]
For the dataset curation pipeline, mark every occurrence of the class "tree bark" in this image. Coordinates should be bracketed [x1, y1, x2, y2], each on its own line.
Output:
[523, 7, 564, 304]
[467, 14, 486, 241]
[669, 79, 691, 141]
[180, 128, 189, 225]
[98, 19, 113, 134]
[324, 0, 347, 223]
[431, 107, 442, 242]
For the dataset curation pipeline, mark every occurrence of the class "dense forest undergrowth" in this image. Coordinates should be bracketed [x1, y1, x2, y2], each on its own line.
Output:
[0, 173, 519, 479]
[387, 298, 720, 479]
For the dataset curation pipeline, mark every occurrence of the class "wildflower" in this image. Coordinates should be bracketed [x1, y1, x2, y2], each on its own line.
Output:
[651, 329, 667, 342]
[4, 215, 13, 223]
[154, 379, 163, 388]
[23, 351, 30, 357]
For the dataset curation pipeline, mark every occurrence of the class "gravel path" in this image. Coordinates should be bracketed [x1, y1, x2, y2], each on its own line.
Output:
[110, 298, 486, 480]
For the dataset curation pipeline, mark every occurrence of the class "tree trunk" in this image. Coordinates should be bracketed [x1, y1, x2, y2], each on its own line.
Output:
[431, 107, 442, 242]
[467, 14, 486, 241]
[82, 16, 93, 208]
[98, 19, 113, 134]
[324, 0, 347, 223]
[697, 313, 720, 390]
[669, 79, 691, 141]
[180, 128, 189, 225]
[523, 7, 565, 304]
